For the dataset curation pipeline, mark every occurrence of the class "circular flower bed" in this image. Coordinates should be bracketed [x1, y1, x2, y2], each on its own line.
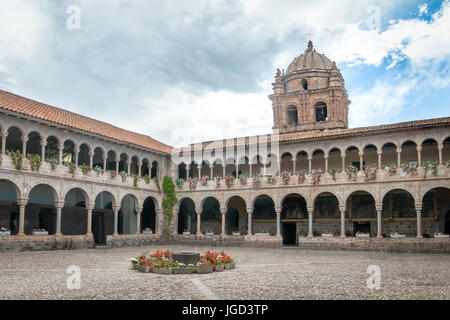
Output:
[130, 249, 235, 275]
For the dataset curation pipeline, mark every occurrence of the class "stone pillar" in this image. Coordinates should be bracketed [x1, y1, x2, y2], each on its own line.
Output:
[102, 154, 107, 170]
[263, 163, 267, 176]
[89, 151, 94, 169]
[1, 130, 7, 155]
[247, 208, 252, 235]
[115, 158, 119, 173]
[172, 207, 179, 236]
[377, 151, 382, 170]
[249, 163, 252, 177]
[197, 165, 201, 179]
[136, 206, 143, 234]
[149, 162, 153, 178]
[58, 144, 64, 165]
[17, 198, 28, 236]
[55, 200, 64, 236]
[308, 208, 313, 237]
[113, 205, 120, 236]
[222, 163, 226, 178]
[21, 136, 28, 157]
[275, 207, 281, 237]
[186, 164, 190, 180]
[40, 141, 47, 162]
[396, 148, 402, 168]
[416, 204, 423, 238]
[127, 161, 131, 175]
[235, 164, 239, 177]
[196, 211, 201, 235]
[86, 205, 94, 235]
[292, 160, 296, 173]
[438, 145, 443, 166]
[209, 164, 213, 178]
[221, 208, 226, 236]
[74, 145, 80, 166]
[417, 146, 422, 168]
[308, 157, 312, 174]
[341, 154, 346, 171]
[138, 160, 142, 177]
[359, 151, 364, 171]
[324, 155, 329, 174]
[156, 208, 163, 235]
[339, 206, 346, 237]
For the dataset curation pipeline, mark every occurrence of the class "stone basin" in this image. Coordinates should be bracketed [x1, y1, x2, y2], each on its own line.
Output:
[172, 252, 200, 265]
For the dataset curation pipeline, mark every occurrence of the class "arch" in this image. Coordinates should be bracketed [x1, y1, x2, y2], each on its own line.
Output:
[281, 193, 308, 219]
[381, 142, 397, 168]
[295, 151, 309, 173]
[0, 179, 21, 235]
[311, 190, 341, 207]
[252, 194, 276, 235]
[151, 160, 158, 178]
[314, 101, 327, 122]
[106, 150, 116, 171]
[401, 140, 418, 165]
[280, 152, 293, 173]
[63, 139, 76, 164]
[119, 194, 139, 235]
[363, 144, 378, 169]
[5, 126, 22, 153]
[421, 138, 439, 163]
[78, 143, 90, 166]
[93, 147, 104, 169]
[346, 190, 377, 219]
[141, 197, 156, 233]
[177, 198, 196, 234]
[345, 146, 360, 170]
[313, 192, 340, 219]
[45, 136, 59, 161]
[26, 131, 42, 156]
[286, 105, 298, 125]
[328, 147, 342, 171]
[94, 191, 116, 209]
[226, 196, 246, 235]
[62, 188, 89, 235]
[63, 187, 90, 207]
[27, 184, 58, 235]
[200, 197, 221, 234]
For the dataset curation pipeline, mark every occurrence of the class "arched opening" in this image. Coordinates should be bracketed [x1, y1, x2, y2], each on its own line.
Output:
[63, 140, 75, 164]
[328, 148, 342, 172]
[119, 194, 138, 235]
[106, 150, 116, 171]
[443, 137, 450, 164]
[237, 156, 249, 177]
[363, 144, 377, 170]
[295, 151, 308, 173]
[130, 156, 139, 175]
[78, 143, 90, 166]
[0, 179, 20, 235]
[213, 159, 223, 178]
[266, 153, 278, 176]
[141, 158, 150, 178]
[178, 162, 187, 180]
[281, 194, 308, 244]
[5, 126, 22, 153]
[201, 197, 220, 235]
[301, 79, 308, 90]
[401, 141, 418, 166]
[253, 195, 276, 235]
[345, 146, 360, 170]
[314, 192, 340, 235]
[93, 147, 104, 169]
[200, 160, 210, 178]
[381, 143, 397, 168]
[382, 189, 416, 236]
[26, 131, 41, 156]
[347, 191, 376, 236]
[151, 160, 158, 178]
[312, 149, 325, 171]
[62, 188, 88, 235]
[177, 198, 196, 234]
[45, 136, 59, 162]
[280, 152, 293, 173]
[224, 158, 235, 177]
[421, 139, 439, 163]
[141, 197, 156, 233]
[251, 155, 264, 177]
[94, 191, 115, 243]
[119, 153, 128, 173]
[226, 196, 246, 235]
[422, 187, 450, 235]
[27, 184, 57, 235]
[286, 105, 298, 125]
[315, 102, 327, 122]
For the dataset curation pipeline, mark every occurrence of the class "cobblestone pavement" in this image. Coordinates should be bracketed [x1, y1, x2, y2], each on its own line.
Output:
[0, 246, 449, 300]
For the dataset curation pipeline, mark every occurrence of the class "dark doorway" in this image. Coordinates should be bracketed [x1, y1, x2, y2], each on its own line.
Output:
[353, 222, 370, 235]
[39, 208, 56, 235]
[282, 223, 297, 245]
[445, 211, 450, 234]
[92, 212, 106, 244]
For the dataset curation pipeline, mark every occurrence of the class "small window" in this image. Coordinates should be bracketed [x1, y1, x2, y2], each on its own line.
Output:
[286, 106, 298, 124]
[301, 79, 308, 90]
[315, 104, 327, 122]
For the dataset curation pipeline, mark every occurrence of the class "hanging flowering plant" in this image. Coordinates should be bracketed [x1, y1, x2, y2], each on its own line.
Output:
[446, 161, 450, 168]
[188, 177, 198, 190]
[200, 175, 209, 186]
[7, 150, 23, 170]
[267, 175, 276, 184]
[362, 165, 377, 182]
[176, 178, 185, 190]
[422, 160, 438, 177]
[296, 170, 306, 184]
[80, 163, 90, 175]
[215, 176, 221, 187]
[109, 169, 118, 179]
[401, 162, 417, 176]
[239, 174, 248, 185]
[345, 165, 358, 181]
[281, 170, 291, 185]
[328, 168, 339, 181]
[225, 175, 234, 188]
[93, 165, 103, 175]
[48, 158, 58, 171]
[252, 175, 262, 189]
[64, 161, 76, 178]
[383, 163, 397, 176]
[310, 168, 323, 185]
[119, 170, 127, 181]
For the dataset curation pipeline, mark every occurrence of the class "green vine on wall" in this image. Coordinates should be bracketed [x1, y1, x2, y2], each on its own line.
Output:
[132, 174, 139, 188]
[162, 176, 178, 236]
[7, 150, 23, 170]
[153, 177, 161, 194]
[27, 154, 41, 171]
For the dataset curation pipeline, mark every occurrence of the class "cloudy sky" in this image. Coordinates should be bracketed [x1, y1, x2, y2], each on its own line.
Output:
[0, 0, 449, 147]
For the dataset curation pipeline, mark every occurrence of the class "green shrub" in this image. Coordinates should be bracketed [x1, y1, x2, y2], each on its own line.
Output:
[162, 176, 178, 236]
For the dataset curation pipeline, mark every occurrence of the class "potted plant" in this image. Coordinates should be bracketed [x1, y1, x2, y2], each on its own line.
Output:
[176, 178, 185, 190]
[197, 263, 213, 274]
[232, 231, 240, 236]
[280, 170, 291, 185]
[205, 230, 214, 236]
[7, 150, 23, 170]
[0, 227, 11, 236]
[188, 177, 198, 191]
[345, 165, 358, 181]
[390, 232, 406, 238]
[433, 232, 449, 238]
[239, 174, 248, 185]
[119, 170, 127, 181]
[383, 163, 397, 176]
[356, 231, 370, 238]
[296, 170, 306, 184]
[80, 163, 90, 175]
[200, 175, 209, 186]
[27, 153, 41, 171]
[321, 232, 334, 237]
[329, 168, 339, 181]
[93, 165, 103, 176]
[251, 175, 262, 189]
[48, 158, 58, 171]
[267, 175, 276, 185]
[143, 227, 153, 234]
[182, 229, 191, 235]
[32, 228, 48, 235]
[310, 168, 323, 185]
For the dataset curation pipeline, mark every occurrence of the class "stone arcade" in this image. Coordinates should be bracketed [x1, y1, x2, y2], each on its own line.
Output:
[0, 41, 449, 252]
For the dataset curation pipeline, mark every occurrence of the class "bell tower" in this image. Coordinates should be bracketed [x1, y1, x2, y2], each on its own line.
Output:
[269, 41, 350, 134]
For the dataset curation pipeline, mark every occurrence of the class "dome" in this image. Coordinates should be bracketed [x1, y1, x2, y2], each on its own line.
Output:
[286, 41, 334, 74]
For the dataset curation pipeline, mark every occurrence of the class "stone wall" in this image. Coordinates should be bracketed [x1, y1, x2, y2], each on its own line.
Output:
[0, 234, 94, 252]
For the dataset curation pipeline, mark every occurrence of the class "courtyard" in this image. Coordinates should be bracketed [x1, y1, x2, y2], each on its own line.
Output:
[0, 245, 449, 300]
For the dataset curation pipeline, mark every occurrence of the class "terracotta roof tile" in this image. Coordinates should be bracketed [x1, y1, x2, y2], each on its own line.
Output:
[0, 90, 172, 154]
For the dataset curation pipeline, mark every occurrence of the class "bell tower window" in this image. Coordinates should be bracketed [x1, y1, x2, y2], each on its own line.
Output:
[301, 79, 308, 90]
[315, 103, 327, 122]
[286, 106, 298, 124]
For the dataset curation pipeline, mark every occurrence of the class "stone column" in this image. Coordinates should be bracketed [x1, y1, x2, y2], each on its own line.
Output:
[209, 164, 214, 178]
[416, 204, 423, 238]
[172, 207, 179, 236]
[186, 164, 190, 180]
[74, 145, 80, 166]
[40, 141, 47, 162]
[341, 154, 346, 171]
[275, 207, 281, 237]
[324, 155, 329, 174]
[377, 151, 382, 170]
[376, 204, 383, 238]
[196, 211, 202, 235]
[359, 151, 364, 171]
[247, 208, 253, 235]
[55, 200, 64, 236]
[438, 145, 443, 166]
[127, 161, 131, 175]
[136, 206, 143, 234]
[292, 160, 296, 173]
[308, 156, 312, 174]
[396, 148, 402, 168]
[86, 204, 94, 235]
[113, 205, 120, 236]
[308, 208, 313, 237]
[149, 162, 153, 178]
[263, 163, 267, 176]
[249, 163, 252, 178]
[339, 206, 346, 237]
[58, 144, 64, 165]
[89, 151, 94, 169]
[1, 130, 7, 155]
[21, 136, 28, 157]
[138, 160, 142, 177]
[197, 165, 201, 179]
[17, 198, 28, 236]
[222, 163, 226, 178]
[156, 208, 163, 235]
[417, 146, 422, 168]
[221, 208, 226, 236]
[235, 164, 239, 177]
[115, 158, 119, 173]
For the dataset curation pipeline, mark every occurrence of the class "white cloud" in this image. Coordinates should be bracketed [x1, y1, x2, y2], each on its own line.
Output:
[419, 3, 428, 15]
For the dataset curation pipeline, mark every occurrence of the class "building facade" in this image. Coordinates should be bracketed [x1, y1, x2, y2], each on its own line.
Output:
[0, 42, 449, 252]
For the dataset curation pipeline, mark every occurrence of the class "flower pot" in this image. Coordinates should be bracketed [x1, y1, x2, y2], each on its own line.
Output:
[224, 263, 235, 270]
[132, 264, 139, 271]
[232, 232, 240, 236]
[321, 233, 334, 238]
[434, 234, 449, 238]
[0, 231, 11, 236]
[32, 231, 48, 235]
[205, 232, 214, 236]
[142, 266, 152, 273]
[172, 268, 192, 275]
[153, 267, 172, 275]
[356, 233, 370, 238]
[143, 230, 153, 234]
[197, 265, 213, 274]
[183, 232, 191, 235]
[213, 264, 224, 272]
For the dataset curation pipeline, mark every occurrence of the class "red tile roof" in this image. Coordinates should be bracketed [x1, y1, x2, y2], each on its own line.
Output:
[0, 90, 172, 154]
